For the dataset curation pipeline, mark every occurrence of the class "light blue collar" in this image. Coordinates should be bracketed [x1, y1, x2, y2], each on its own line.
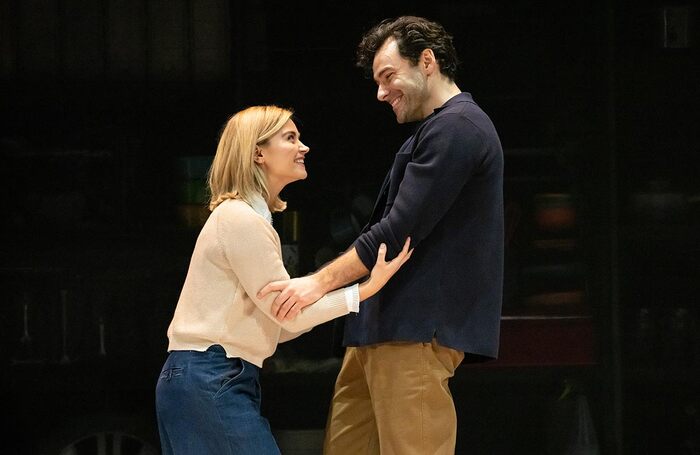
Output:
[248, 193, 273, 224]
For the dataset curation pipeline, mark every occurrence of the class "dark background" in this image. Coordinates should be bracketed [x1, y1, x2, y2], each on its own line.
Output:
[1, 0, 698, 454]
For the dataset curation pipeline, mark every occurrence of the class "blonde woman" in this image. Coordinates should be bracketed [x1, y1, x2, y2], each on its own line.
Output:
[155, 105, 412, 454]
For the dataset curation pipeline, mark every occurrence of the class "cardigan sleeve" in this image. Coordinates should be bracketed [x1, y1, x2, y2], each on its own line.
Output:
[278, 327, 309, 343]
[278, 284, 359, 343]
[216, 204, 354, 333]
[353, 113, 485, 269]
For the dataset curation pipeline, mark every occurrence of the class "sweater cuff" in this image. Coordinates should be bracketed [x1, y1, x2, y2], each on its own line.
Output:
[344, 284, 360, 313]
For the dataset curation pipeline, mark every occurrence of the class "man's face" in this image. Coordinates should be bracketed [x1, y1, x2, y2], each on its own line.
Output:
[372, 38, 429, 124]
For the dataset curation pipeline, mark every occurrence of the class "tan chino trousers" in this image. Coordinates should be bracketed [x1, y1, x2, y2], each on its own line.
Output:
[323, 339, 464, 455]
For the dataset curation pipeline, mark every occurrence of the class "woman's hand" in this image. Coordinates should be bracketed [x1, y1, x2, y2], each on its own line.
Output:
[358, 237, 413, 301]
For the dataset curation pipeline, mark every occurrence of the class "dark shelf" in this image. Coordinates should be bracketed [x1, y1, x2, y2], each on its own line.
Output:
[623, 366, 700, 385]
[619, 223, 700, 251]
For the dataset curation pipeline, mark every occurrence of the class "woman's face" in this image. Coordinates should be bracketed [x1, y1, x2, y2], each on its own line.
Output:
[257, 119, 310, 190]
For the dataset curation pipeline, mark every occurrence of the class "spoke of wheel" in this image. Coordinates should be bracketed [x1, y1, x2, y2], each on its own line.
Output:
[60, 430, 156, 455]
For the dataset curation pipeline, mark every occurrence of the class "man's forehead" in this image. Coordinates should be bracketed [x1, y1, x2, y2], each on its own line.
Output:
[372, 38, 400, 79]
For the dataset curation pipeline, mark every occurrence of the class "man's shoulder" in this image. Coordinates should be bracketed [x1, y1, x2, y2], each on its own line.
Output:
[420, 107, 483, 137]
[441, 96, 487, 121]
[429, 97, 497, 138]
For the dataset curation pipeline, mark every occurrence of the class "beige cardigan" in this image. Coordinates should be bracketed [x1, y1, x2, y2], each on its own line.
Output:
[167, 196, 358, 367]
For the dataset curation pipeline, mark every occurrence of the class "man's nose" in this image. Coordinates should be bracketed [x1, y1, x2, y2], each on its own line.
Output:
[377, 84, 389, 101]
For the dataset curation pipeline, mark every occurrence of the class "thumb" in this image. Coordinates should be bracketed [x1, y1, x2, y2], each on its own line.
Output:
[258, 281, 285, 299]
[376, 243, 387, 263]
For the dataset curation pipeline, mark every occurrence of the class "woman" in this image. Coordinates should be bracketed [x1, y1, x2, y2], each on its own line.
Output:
[155, 105, 412, 454]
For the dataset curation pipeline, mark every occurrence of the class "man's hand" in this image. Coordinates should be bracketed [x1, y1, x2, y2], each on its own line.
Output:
[358, 238, 413, 301]
[258, 275, 325, 321]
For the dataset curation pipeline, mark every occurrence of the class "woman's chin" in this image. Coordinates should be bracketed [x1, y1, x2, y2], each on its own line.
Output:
[286, 173, 308, 186]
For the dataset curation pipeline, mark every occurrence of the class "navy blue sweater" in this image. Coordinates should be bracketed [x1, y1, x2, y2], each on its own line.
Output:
[344, 92, 504, 361]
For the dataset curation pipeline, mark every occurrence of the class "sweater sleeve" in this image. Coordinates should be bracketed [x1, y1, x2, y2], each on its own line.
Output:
[353, 114, 485, 269]
[216, 205, 352, 333]
[278, 284, 359, 343]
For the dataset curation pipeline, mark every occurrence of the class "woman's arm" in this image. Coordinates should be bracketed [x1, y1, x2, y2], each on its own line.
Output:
[216, 205, 351, 333]
[277, 238, 412, 342]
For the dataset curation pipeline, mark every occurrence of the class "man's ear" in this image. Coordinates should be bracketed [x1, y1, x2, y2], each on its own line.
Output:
[421, 48, 437, 75]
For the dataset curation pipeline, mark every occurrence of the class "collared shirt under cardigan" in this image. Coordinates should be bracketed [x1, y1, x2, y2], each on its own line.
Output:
[167, 194, 359, 368]
[346, 92, 504, 362]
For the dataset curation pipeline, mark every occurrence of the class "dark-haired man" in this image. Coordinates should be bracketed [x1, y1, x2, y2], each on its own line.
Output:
[260, 16, 504, 454]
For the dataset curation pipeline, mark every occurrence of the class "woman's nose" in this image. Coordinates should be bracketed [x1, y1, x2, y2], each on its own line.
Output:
[299, 141, 310, 154]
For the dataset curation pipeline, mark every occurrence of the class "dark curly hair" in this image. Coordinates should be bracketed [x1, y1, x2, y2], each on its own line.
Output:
[356, 16, 459, 81]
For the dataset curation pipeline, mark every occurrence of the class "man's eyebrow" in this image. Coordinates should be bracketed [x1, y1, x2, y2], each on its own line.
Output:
[373, 66, 392, 82]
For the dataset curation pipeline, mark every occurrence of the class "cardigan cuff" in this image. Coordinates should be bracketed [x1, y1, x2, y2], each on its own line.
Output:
[344, 284, 360, 313]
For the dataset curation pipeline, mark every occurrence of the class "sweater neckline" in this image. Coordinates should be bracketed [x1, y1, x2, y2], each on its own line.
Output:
[247, 193, 273, 224]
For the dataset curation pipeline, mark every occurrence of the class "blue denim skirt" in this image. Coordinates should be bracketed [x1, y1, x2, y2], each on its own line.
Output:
[155, 345, 280, 455]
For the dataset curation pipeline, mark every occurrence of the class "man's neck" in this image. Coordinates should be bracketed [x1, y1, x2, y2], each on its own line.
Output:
[423, 80, 461, 118]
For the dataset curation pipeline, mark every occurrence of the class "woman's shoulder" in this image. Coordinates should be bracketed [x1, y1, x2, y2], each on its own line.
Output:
[214, 199, 270, 229]
[216, 197, 250, 212]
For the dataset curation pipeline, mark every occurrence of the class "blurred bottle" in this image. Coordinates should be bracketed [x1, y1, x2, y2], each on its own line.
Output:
[547, 382, 599, 455]
[14, 291, 34, 362]
[59, 289, 71, 364]
[565, 395, 600, 455]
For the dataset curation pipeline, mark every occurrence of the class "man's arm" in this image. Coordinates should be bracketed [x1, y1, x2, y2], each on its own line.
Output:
[353, 114, 483, 269]
[262, 115, 484, 320]
[258, 247, 369, 320]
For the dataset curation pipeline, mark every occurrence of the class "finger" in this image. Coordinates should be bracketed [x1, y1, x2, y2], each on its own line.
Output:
[285, 306, 300, 321]
[272, 300, 282, 317]
[277, 298, 297, 321]
[391, 248, 414, 271]
[401, 237, 411, 254]
[276, 298, 295, 320]
[258, 281, 285, 299]
[400, 248, 415, 265]
[376, 243, 387, 264]
[389, 237, 412, 264]
[272, 289, 293, 317]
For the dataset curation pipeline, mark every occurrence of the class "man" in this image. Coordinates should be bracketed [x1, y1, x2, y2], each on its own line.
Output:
[260, 16, 504, 454]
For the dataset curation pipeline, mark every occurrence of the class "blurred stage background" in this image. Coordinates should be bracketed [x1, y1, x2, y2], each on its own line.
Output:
[1, 1, 698, 453]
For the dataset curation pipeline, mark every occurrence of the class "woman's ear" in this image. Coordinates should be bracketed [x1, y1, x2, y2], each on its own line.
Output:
[254, 147, 264, 164]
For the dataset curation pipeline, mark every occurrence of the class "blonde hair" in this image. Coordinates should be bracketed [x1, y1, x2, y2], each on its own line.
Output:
[208, 105, 293, 212]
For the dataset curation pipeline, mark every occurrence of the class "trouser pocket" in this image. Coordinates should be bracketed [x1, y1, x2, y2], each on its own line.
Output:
[213, 357, 245, 399]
